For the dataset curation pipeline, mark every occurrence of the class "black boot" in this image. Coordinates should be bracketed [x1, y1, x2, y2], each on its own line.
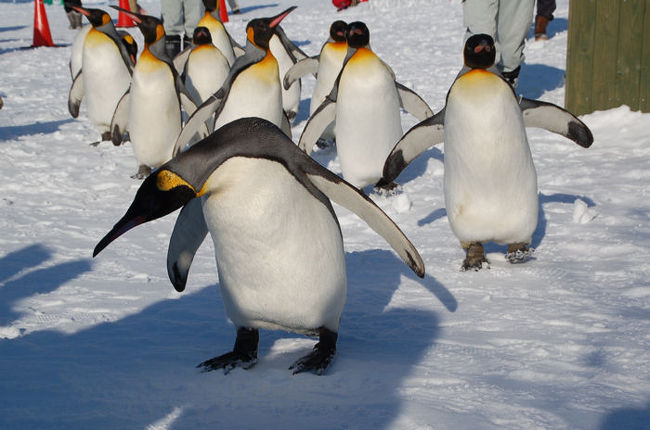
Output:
[502, 66, 521, 88]
[165, 34, 182, 59]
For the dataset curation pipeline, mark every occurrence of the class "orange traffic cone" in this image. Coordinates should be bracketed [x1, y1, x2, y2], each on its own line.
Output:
[116, 0, 136, 28]
[32, 0, 54, 47]
[218, 0, 229, 23]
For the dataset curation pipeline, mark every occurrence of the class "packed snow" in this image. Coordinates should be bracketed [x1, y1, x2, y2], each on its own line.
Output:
[1, 0, 649, 428]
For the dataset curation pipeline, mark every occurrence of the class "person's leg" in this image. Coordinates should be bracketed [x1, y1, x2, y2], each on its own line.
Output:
[161, 0, 184, 57]
[182, 0, 205, 41]
[463, 0, 499, 41]
[496, 0, 534, 77]
[535, 0, 556, 40]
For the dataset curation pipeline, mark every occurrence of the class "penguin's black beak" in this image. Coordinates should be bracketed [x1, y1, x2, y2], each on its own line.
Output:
[93, 171, 196, 257]
[110, 5, 144, 24]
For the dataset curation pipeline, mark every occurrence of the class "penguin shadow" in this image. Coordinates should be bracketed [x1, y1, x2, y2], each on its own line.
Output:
[0, 26, 28, 33]
[0, 119, 75, 141]
[531, 192, 596, 249]
[599, 400, 650, 430]
[418, 207, 447, 227]
[293, 97, 312, 125]
[0, 249, 451, 429]
[238, 3, 280, 15]
[394, 146, 444, 185]
[517, 62, 566, 100]
[0, 244, 93, 326]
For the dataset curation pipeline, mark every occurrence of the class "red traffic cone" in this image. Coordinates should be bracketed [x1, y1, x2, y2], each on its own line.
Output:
[116, 0, 136, 28]
[218, 0, 229, 23]
[32, 0, 54, 47]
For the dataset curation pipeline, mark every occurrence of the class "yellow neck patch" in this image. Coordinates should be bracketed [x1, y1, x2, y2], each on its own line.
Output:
[155, 24, 165, 43]
[157, 170, 196, 193]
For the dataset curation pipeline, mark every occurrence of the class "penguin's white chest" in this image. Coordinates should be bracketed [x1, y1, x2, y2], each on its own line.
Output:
[129, 52, 181, 168]
[185, 45, 230, 103]
[270, 35, 300, 116]
[82, 29, 131, 132]
[215, 55, 282, 129]
[336, 49, 402, 188]
[444, 70, 538, 245]
[311, 42, 347, 115]
[200, 157, 346, 334]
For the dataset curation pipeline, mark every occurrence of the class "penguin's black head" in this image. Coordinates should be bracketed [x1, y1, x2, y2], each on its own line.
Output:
[118, 31, 139, 64]
[193, 26, 213, 45]
[330, 20, 348, 42]
[110, 6, 165, 45]
[69, 5, 111, 28]
[246, 6, 296, 49]
[347, 21, 370, 48]
[464, 34, 496, 69]
[203, 0, 217, 13]
[93, 169, 197, 258]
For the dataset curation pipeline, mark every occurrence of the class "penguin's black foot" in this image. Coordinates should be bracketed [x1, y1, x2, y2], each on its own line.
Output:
[315, 138, 335, 150]
[374, 180, 400, 193]
[285, 110, 297, 121]
[197, 327, 259, 375]
[461, 242, 489, 271]
[506, 243, 535, 264]
[290, 328, 337, 375]
[101, 131, 112, 142]
[131, 165, 152, 180]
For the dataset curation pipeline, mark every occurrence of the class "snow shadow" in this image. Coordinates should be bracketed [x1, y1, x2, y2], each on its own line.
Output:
[0, 249, 442, 429]
[418, 207, 446, 227]
[599, 400, 650, 430]
[293, 96, 312, 125]
[518, 63, 566, 100]
[0, 247, 92, 325]
[393, 146, 444, 185]
[532, 192, 596, 248]
[0, 25, 27, 33]
[0, 119, 75, 141]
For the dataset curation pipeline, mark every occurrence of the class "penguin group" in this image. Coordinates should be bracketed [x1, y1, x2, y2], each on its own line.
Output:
[79, 5, 594, 375]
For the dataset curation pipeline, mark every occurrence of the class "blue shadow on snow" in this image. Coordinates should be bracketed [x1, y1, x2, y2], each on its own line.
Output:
[0, 248, 451, 429]
[600, 400, 650, 430]
[0, 119, 75, 141]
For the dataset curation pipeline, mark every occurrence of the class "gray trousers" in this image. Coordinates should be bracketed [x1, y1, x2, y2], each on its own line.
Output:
[463, 0, 535, 73]
[161, 0, 206, 37]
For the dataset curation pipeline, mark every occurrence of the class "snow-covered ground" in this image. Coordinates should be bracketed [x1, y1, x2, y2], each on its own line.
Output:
[1, 0, 649, 428]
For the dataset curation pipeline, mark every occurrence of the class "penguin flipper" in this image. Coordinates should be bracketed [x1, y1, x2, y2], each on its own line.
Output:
[519, 98, 594, 148]
[110, 90, 130, 146]
[306, 171, 425, 278]
[281, 111, 292, 138]
[284, 57, 319, 90]
[174, 93, 224, 155]
[395, 82, 434, 121]
[167, 198, 208, 292]
[274, 24, 309, 61]
[298, 99, 336, 155]
[68, 72, 84, 118]
[173, 46, 192, 74]
[379, 109, 446, 186]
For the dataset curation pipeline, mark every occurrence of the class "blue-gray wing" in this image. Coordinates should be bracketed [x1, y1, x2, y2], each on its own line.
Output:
[395, 82, 434, 121]
[520, 98, 593, 148]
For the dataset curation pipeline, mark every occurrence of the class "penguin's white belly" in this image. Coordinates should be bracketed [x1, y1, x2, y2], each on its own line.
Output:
[200, 157, 346, 333]
[444, 71, 538, 245]
[82, 33, 131, 133]
[185, 47, 230, 103]
[129, 66, 181, 168]
[215, 64, 282, 129]
[336, 55, 402, 189]
[270, 35, 300, 116]
[209, 26, 235, 66]
[310, 43, 346, 115]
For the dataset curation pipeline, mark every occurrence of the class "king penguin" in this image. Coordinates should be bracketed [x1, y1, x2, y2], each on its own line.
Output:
[94, 117, 425, 375]
[197, 0, 240, 66]
[69, 24, 91, 80]
[184, 26, 230, 105]
[67, 6, 134, 144]
[298, 21, 433, 191]
[173, 7, 297, 155]
[109, 7, 203, 179]
[379, 34, 594, 270]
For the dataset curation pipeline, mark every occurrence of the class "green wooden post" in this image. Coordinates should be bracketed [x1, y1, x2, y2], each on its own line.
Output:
[566, 0, 650, 115]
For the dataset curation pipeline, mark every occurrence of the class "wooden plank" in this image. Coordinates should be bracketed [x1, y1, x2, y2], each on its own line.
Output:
[565, 0, 597, 115]
[590, 0, 619, 111]
[616, 0, 645, 111]
[639, 0, 650, 112]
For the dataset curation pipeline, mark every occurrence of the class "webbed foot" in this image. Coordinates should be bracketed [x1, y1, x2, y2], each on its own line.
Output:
[290, 328, 337, 375]
[131, 165, 151, 180]
[197, 327, 259, 374]
[461, 242, 489, 271]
